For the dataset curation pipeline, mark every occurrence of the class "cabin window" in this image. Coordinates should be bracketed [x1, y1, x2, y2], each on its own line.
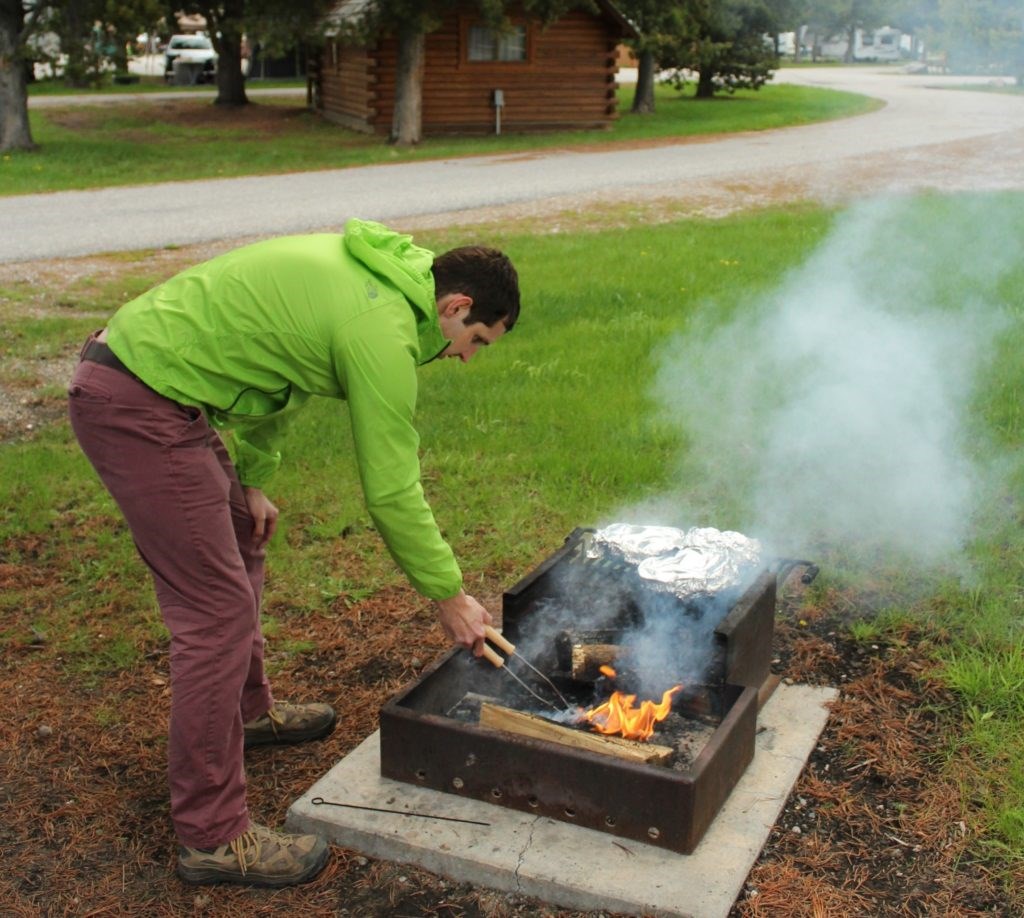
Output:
[466, 23, 528, 62]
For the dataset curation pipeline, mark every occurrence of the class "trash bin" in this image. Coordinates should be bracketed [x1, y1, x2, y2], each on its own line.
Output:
[173, 59, 204, 86]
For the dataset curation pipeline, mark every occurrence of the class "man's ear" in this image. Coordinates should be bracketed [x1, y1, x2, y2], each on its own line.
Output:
[439, 293, 473, 318]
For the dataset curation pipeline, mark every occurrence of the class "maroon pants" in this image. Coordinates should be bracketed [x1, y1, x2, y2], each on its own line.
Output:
[68, 341, 273, 848]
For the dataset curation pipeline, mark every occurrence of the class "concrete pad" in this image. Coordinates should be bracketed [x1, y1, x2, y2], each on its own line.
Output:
[287, 682, 837, 918]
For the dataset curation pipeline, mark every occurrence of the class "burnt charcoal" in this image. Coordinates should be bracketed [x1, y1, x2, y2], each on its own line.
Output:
[658, 711, 721, 771]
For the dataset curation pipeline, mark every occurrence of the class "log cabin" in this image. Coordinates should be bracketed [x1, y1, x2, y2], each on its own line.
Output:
[316, 1, 636, 136]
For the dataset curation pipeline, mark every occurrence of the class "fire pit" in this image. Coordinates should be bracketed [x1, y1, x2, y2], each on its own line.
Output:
[379, 527, 776, 854]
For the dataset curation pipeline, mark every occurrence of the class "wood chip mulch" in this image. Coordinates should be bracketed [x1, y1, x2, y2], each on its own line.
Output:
[1, 546, 1021, 916]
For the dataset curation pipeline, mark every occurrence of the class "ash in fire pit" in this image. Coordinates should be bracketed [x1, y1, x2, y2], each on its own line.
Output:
[656, 711, 721, 772]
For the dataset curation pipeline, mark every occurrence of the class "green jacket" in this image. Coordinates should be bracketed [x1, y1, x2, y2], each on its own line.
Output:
[105, 219, 461, 600]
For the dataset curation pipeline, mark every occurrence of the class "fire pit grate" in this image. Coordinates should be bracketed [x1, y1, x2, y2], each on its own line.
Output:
[379, 529, 776, 854]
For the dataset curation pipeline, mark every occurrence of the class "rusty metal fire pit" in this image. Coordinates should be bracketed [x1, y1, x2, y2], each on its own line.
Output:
[380, 529, 776, 854]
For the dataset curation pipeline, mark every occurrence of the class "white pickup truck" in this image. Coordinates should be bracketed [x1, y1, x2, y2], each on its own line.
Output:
[164, 34, 218, 84]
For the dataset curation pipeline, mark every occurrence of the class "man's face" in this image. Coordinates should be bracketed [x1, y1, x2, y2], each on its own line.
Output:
[437, 295, 507, 363]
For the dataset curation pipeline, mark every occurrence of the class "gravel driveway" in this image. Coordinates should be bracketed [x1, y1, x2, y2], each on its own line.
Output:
[2, 67, 1022, 264]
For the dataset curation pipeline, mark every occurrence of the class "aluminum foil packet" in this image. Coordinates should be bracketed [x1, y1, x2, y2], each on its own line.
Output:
[587, 524, 762, 599]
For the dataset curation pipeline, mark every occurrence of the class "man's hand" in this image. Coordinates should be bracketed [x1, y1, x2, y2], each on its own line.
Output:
[243, 486, 279, 548]
[435, 591, 493, 655]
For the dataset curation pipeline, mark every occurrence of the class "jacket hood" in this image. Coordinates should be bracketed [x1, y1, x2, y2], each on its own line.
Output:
[343, 218, 447, 364]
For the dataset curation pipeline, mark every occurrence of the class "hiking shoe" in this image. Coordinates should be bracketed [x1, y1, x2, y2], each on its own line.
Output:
[243, 701, 336, 749]
[177, 823, 329, 887]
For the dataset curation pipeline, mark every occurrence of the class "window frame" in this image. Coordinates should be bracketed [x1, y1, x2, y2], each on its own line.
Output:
[458, 16, 534, 67]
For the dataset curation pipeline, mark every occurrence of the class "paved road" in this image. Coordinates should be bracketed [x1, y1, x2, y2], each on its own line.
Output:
[2, 68, 1022, 263]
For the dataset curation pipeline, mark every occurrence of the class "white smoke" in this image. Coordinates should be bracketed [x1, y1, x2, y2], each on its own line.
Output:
[650, 195, 1015, 571]
[483, 196, 1017, 712]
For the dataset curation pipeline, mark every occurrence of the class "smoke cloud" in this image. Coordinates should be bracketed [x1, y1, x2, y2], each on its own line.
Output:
[477, 195, 1018, 714]
[649, 195, 1015, 571]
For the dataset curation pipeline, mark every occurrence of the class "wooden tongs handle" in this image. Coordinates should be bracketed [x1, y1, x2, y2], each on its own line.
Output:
[481, 624, 516, 668]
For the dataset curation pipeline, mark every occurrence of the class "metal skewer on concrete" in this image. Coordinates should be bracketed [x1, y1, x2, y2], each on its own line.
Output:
[480, 624, 571, 711]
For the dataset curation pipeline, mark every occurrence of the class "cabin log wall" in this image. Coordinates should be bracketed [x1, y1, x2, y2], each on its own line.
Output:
[318, 5, 622, 136]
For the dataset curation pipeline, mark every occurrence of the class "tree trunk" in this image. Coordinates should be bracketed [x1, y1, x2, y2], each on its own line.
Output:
[111, 31, 130, 79]
[60, 0, 98, 88]
[844, 24, 856, 64]
[631, 47, 655, 114]
[695, 68, 715, 99]
[390, 25, 424, 145]
[0, 0, 35, 151]
[214, 29, 248, 106]
[202, 1, 248, 106]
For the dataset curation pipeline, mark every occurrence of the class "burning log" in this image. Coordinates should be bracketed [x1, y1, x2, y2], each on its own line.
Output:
[479, 702, 673, 764]
[570, 643, 623, 682]
[583, 682, 682, 741]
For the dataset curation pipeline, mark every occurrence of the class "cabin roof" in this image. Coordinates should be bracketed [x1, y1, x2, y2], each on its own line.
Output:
[325, 0, 637, 39]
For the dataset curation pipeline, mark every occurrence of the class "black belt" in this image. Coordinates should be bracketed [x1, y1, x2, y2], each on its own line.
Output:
[82, 338, 142, 382]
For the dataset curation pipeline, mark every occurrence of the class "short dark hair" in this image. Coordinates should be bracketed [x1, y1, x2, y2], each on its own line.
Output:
[432, 246, 520, 331]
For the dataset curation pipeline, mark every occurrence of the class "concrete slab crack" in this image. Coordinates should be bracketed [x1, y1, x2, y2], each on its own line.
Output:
[513, 816, 541, 890]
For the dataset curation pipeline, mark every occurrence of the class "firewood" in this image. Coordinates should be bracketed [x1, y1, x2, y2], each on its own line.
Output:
[446, 692, 504, 720]
[570, 643, 623, 681]
[479, 703, 673, 764]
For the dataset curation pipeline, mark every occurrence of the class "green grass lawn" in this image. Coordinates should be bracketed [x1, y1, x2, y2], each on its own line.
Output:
[1, 82, 877, 196]
[2, 195, 1023, 899]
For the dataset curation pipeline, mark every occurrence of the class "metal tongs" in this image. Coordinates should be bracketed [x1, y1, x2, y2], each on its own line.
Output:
[480, 625, 569, 712]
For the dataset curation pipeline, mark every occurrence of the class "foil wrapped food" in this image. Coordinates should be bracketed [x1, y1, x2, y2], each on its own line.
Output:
[586, 523, 762, 599]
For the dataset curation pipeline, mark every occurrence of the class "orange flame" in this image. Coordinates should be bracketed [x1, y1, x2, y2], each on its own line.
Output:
[599, 665, 617, 678]
[582, 684, 682, 741]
